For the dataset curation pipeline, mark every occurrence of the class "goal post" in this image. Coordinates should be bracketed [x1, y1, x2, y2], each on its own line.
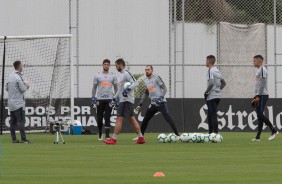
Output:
[0, 34, 74, 134]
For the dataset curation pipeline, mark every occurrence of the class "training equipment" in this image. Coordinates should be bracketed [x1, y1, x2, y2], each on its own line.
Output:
[214, 134, 223, 143]
[0, 35, 74, 134]
[209, 133, 217, 142]
[167, 133, 177, 143]
[123, 82, 131, 89]
[157, 133, 167, 143]
[196, 133, 205, 143]
[91, 97, 97, 108]
[203, 134, 212, 143]
[180, 133, 189, 143]
[153, 172, 165, 177]
[187, 133, 197, 143]
[122, 82, 132, 97]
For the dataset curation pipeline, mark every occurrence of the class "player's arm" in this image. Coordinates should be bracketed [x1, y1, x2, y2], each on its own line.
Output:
[220, 79, 226, 90]
[205, 79, 214, 94]
[256, 77, 266, 95]
[160, 83, 167, 97]
[139, 89, 149, 106]
[92, 75, 98, 97]
[113, 75, 118, 94]
[17, 78, 28, 93]
[91, 76, 98, 107]
[128, 74, 139, 90]
[157, 75, 166, 97]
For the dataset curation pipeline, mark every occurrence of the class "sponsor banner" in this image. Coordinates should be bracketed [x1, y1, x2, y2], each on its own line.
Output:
[1, 98, 282, 133]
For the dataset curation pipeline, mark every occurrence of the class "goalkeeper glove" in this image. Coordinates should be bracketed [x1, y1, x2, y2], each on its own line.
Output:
[109, 98, 119, 110]
[91, 97, 97, 109]
[152, 96, 164, 106]
[204, 92, 209, 100]
[134, 104, 142, 115]
[122, 87, 131, 97]
[251, 96, 260, 108]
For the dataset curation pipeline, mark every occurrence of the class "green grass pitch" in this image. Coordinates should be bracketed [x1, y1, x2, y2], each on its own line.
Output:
[1, 132, 282, 184]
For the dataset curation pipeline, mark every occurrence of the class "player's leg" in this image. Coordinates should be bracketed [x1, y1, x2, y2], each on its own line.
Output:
[14, 108, 28, 143]
[206, 100, 214, 134]
[256, 96, 278, 140]
[96, 100, 105, 140]
[123, 102, 145, 144]
[104, 99, 113, 139]
[211, 99, 220, 134]
[104, 102, 125, 144]
[141, 105, 158, 135]
[9, 110, 19, 143]
[158, 103, 180, 136]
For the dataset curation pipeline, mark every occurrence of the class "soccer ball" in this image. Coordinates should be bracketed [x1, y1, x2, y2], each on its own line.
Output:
[123, 82, 131, 89]
[180, 133, 189, 143]
[167, 133, 177, 143]
[203, 134, 212, 143]
[157, 133, 167, 143]
[196, 133, 205, 143]
[209, 133, 217, 142]
[214, 134, 223, 143]
[188, 133, 197, 143]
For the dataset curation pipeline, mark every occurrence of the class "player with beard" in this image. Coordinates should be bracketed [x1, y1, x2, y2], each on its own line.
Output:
[134, 65, 180, 139]
[92, 59, 118, 140]
[103, 58, 145, 144]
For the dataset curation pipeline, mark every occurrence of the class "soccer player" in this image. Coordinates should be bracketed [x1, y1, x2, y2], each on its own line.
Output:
[6, 61, 31, 143]
[135, 65, 180, 138]
[204, 55, 226, 134]
[92, 59, 118, 140]
[251, 55, 278, 141]
[103, 58, 145, 144]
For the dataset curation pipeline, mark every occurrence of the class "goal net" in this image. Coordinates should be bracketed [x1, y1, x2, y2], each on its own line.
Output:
[0, 35, 73, 134]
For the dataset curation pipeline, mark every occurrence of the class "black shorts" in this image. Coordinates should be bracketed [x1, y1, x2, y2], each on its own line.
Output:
[117, 102, 134, 118]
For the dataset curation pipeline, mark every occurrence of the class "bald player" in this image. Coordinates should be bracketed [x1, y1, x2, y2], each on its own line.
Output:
[135, 65, 180, 138]
[251, 55, 278, 141]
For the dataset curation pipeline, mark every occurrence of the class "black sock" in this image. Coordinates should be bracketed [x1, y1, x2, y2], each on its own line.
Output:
[105, 128, 110, 138]
[98, 127, 102, 138]
[256, 132, 261, 139]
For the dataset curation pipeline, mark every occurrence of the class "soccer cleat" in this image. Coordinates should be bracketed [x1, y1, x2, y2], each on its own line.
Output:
[105, 137, 111, 140]
[12, 139, 21, 143]
[132, 137, 138, 141]
[268, 131, 279, 141]
[252, 138, 260, 142]
[103, 138, 117, 144]
[21, 139, 31, 144]
[135, 137, 145, 144]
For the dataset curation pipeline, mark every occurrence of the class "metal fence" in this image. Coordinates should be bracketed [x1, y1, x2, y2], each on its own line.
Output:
[67, 0, 282, 98]
[0, 0, 281, 98]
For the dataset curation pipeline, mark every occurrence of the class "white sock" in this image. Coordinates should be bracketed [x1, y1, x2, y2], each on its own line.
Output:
[137, 133, 143, 138]
[112, 134, 118, 140]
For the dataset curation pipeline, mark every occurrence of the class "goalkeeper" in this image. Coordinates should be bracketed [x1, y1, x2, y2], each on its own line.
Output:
[251, 55, 278, 141]
[103, 58, 145, 145]
[135, 65, 180, 138]
[92, 59, 118, 140]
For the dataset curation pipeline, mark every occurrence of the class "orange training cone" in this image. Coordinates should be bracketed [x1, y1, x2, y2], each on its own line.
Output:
[153, 172, 165, 177]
